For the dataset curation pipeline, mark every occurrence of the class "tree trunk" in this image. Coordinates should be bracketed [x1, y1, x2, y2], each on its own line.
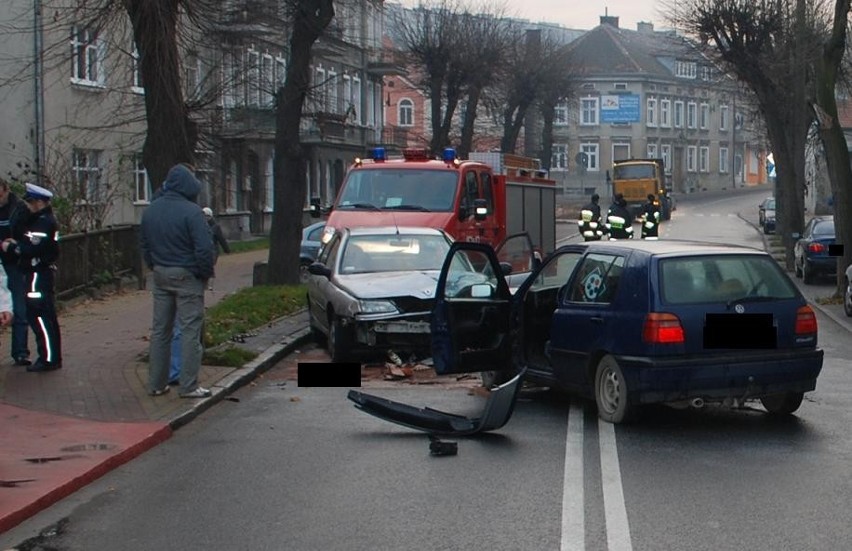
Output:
[501, 100, 530, 153]
[428, 72, 446, 155]
[267, 0, 334, 286]
[126, 0, 197, 189]
[539, 104, 555, 171]
[458, 86, 482, 159]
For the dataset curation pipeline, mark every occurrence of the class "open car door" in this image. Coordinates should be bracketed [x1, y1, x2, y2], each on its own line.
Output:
[431, 242, 514, 376]
[495, 232, 538, 293]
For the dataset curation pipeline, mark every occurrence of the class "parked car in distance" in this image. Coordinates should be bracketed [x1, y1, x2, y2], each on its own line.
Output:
[300, 221, 326, 283]
[794, 216, 836, 284]
[845, 263, 852, 317]
[762, 198, 776, 234]
[758, 196, 774, 227]
[431, 240, 824, 424]
[307, 227, 536, 361]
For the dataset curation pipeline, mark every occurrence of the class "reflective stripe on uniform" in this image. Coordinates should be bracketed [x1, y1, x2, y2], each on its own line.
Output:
[36, 316, 54, 363]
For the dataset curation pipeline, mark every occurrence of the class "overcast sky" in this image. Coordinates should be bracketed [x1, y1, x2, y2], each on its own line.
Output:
[392, 0, 669, 32]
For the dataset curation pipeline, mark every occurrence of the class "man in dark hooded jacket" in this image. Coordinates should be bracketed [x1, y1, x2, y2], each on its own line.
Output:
[140, 164, 214, 398]
[606, 193, 634, 240]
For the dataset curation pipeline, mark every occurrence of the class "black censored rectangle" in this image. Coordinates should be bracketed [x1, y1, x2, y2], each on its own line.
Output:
[828, 244, 844, 257]
[297, 362, 361, 387]
[703, 313, 777, 349]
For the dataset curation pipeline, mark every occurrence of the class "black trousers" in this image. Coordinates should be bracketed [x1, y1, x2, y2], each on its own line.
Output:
[25, 268, 62, 366]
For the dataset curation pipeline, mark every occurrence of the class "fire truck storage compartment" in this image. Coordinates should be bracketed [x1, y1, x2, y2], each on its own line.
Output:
[505, 181, 556, 255]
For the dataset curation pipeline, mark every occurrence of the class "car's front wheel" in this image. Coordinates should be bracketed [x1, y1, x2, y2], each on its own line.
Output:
[328, 314, 353, 362]
[594, 355, 635, 424]
[794, 257, 803, 278]
[760, 392, 804, 415]
[802, 259, 815, 284]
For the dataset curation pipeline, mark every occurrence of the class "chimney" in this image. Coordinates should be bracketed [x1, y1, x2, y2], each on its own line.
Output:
[600, 15, 619, 28]
[637, 21, 654, 34]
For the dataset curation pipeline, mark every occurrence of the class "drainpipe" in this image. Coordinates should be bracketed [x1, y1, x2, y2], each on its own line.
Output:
[33, 0, 45, 184]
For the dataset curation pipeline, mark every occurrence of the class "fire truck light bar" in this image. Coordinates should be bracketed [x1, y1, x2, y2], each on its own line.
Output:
[370, 147, 387, 161]
[442, 148, 457, 163]
[402, 148, 430, 161]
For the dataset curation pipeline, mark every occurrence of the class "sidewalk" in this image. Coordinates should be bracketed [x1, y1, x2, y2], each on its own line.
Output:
[0, 249, 311, 534]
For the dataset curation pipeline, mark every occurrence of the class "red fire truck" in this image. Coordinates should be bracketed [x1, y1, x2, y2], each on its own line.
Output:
[313, 148, 556, 255]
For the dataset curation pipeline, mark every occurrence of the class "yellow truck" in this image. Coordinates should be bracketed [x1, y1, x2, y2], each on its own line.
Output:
[611, 158, 672, 221]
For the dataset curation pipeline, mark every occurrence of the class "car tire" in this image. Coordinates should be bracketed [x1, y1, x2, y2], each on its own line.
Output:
[763, 224, 770, 235]
[802, 260, 815, 284]
[594, 355, 635, 424]
[300, 260, 312, 284]
[307, 299, 326, 345]
[844, 279, 852, 317]
[760, 392, 804, 415]
[328, 314, 353, 362]
[481, 370, 514, 389]
[794, 258, 802, 279]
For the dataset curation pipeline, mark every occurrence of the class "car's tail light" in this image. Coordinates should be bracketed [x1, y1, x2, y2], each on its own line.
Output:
[808, 243, 825, 253]
[795, 305, 818, 335]
[643, 313, 685, 344]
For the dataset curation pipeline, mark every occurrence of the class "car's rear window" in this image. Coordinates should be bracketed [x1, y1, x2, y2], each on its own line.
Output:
[660, 255, 797, 304]
[813, 220, 834, 236]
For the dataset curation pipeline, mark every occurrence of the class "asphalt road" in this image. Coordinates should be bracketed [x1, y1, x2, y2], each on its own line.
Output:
[7, 187, 852, 550]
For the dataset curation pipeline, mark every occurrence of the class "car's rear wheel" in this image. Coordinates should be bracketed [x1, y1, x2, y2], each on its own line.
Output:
[328, 314, 353, 362]
[594, 355, 634, 424]
[802, 259, 815, 284]
[844, 279, 852, 317]
[794, 257, 802, 278]
[760, 392, 804, 415]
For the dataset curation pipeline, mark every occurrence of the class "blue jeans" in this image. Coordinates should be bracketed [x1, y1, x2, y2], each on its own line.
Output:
[148, 266, 205, 394]
[4, 262, 30, 360]
[169, 326, 181, 383]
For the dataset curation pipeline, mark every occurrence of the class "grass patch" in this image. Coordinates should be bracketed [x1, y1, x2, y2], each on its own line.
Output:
[229, 237, 270, 254]
[203, 345, 258, 367]
[815, 294, 843, 305]
[204, 284, 306, 347]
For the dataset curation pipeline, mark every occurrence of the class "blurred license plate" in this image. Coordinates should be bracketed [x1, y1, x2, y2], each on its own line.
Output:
[374, 320, 431, 334]
[703, 313, 776, 349]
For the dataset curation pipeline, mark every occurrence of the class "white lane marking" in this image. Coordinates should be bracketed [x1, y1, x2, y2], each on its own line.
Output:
[561, 403, 585, 551]
[598, 418, 633, 551]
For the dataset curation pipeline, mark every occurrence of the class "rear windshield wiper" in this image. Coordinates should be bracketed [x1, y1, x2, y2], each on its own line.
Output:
[338, 202, 381, 211]
[384, 204, 430, 212]
[726, 296, 786, 309]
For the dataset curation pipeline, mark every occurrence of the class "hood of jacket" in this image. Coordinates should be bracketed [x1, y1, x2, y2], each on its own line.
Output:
[163, 165, 200, 201]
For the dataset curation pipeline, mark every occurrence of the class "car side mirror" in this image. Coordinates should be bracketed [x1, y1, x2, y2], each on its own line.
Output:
[473, 198, 488, 221]
[307, 262, 332, 278]
[470, 283, 492, 298]
[791, 232, 801, 240]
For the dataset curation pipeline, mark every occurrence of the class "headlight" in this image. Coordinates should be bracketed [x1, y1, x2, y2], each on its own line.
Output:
[358, 300, 399, 314]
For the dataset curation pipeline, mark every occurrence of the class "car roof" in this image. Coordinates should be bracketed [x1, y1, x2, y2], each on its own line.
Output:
[343, 226, 448, 237]
[570, 239, 767, 258]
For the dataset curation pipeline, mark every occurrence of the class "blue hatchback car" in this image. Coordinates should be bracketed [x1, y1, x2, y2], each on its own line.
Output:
[431, 239, 824, 423]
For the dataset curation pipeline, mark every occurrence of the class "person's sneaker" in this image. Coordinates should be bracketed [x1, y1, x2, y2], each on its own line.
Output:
[180, 386, 212, 399]
[14, 356, 31, 366]
[168, 379, 180, 386]
[149, 386, 170, 397]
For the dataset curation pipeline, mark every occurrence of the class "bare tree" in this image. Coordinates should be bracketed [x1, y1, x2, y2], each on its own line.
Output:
[668, 0, 826, 270]
[266, 0, 335, 286]
[535, 45, 576, 170]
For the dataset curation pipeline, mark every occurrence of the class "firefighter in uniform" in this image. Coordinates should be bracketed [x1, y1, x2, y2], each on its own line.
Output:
[606, 193, 634, 240]
[1, 183, 61, 372]
[577, 193, 605, 241]
[640, 194, 661, 240]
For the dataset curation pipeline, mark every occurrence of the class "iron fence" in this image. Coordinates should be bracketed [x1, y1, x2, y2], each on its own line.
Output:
[55, 225, 143, 299]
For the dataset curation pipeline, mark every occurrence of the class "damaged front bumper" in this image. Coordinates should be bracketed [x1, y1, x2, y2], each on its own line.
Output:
[347, 369, 525, 436]
[352, 313, 432, 350]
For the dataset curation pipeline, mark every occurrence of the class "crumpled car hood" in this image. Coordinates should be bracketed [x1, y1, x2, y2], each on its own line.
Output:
[337, 271, 440, 299]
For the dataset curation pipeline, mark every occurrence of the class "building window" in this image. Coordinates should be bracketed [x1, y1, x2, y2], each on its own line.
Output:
[646, 97, 657, 127]
[661, 144, 671, 174]
[699, 146, 709, 172]
[720, 105, 729, 131]
[580, 142, 599, 171]
[580, 97, 599, 126]
[247, 48, 260, 107]
[131, 45, 144, 94]
[613, 142, 630, 161]
[366, 81, 375, 127]
[554, 102, 568, 126]
[687, 145, 697, 172]
[719, 147, 729, 173]
[674, 101, 684, 128]
[676, 60, 697, 79]
[327, 70, 338, 113]
[687, 102, 697, 129]
[353, 76, 362, 124]
[398, 98, 414, 127]
[647, 143, 658, 159]
[262, 54, 275, 108]
[72, 149, 102, 202]
[264, 156, 274, 212]
[700, 103, 710, 129]
[660, 99, 671, 128]
[551, 143, 568, 171]
[314, 66, 326, 112]
[71, 26, 104, 86]
[132, 154, 150, 203]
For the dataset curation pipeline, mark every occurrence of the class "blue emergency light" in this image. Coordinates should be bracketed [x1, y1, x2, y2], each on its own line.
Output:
[442, 148, 457, 163]
[370, 147, 387, 161]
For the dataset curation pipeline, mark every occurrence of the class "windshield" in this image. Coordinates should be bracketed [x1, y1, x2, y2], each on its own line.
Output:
[340, 233, 452, 274]
[813, 220, 834, 236]
[613, 164, 656, 179]
[337, 169, 460, 211]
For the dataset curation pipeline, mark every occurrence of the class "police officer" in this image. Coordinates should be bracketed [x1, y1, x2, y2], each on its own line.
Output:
[1, 183, 61, 372]
[578, 193, 605, 241]
[640, 194, 661, 240]
[606, 193, 634, 240]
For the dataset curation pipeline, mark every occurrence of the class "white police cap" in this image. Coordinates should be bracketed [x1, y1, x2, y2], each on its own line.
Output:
[23, 182, 54, 201]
